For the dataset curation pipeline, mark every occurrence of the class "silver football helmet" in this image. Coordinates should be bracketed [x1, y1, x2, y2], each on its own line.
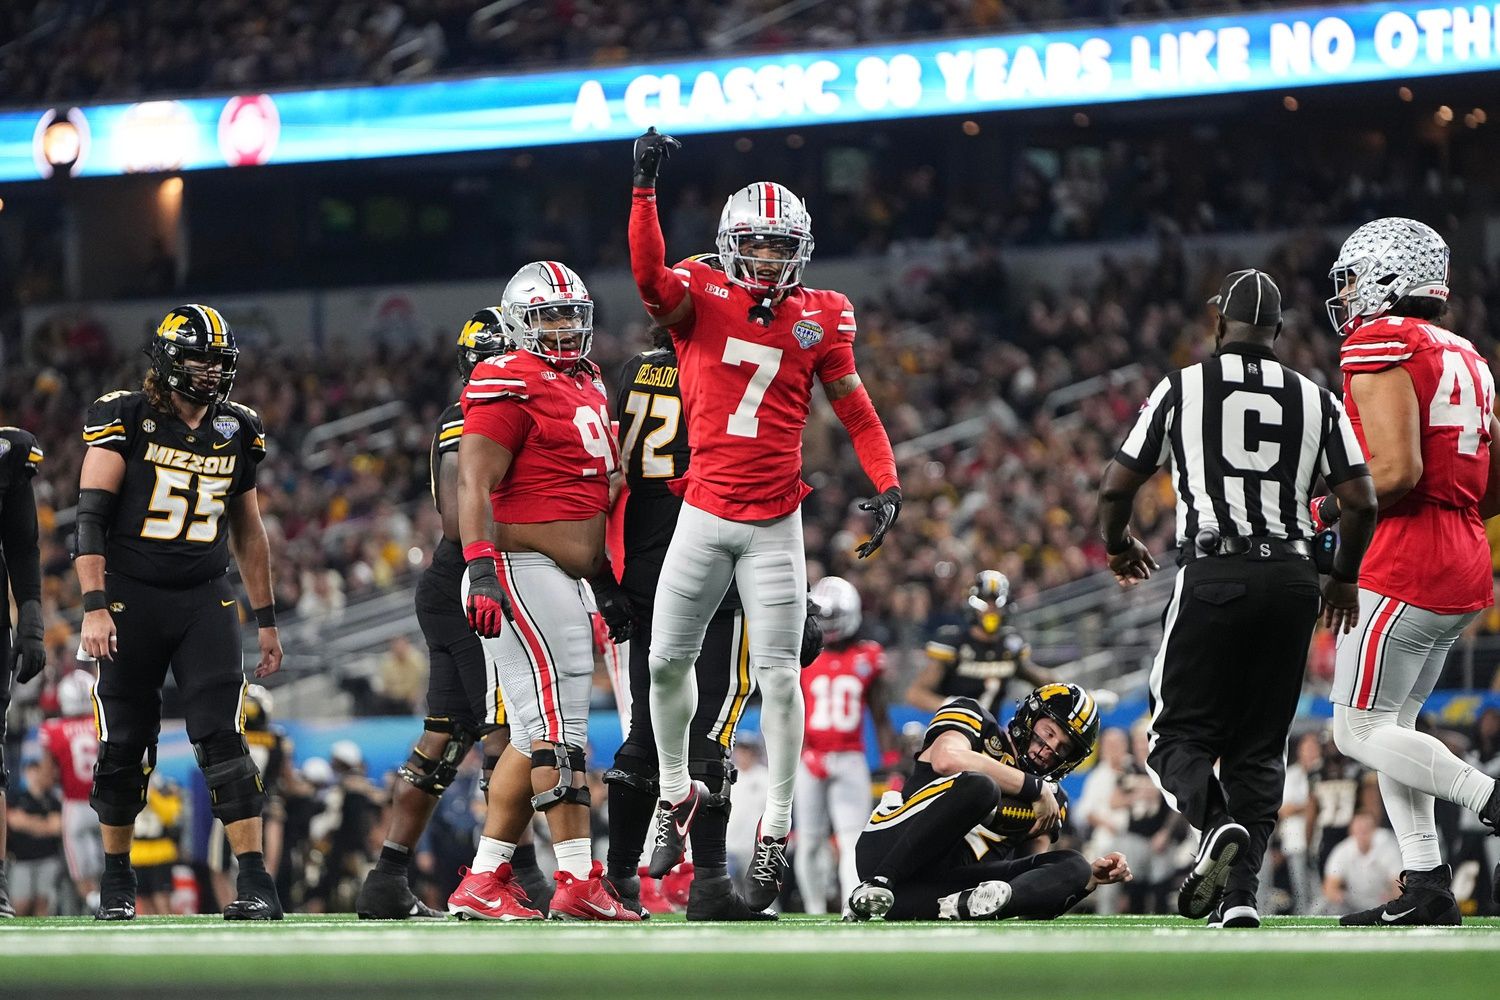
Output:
[1326, 217, 1450, 336]
[716, 181, 814, 294]
[810, 575, 862, 645]
[57, 670, 94, 719]
[499, 260, 594, 362]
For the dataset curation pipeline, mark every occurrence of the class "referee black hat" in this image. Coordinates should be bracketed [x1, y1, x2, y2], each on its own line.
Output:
[1209, 269, 1282, 327]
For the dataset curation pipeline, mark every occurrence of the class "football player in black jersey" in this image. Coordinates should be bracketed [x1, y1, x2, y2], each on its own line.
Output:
[75, 305, 283, 921]
[846, 683, 1130, 921]
[593, 254, 819, 920]
[0, 426, 45, 918]
[356, 309, 551, 918]
[908, 570, 1056, 717]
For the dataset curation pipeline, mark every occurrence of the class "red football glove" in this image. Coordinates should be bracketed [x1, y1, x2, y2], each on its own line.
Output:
[1310, 494, 1341, 532]
[464, 544, 513, 638]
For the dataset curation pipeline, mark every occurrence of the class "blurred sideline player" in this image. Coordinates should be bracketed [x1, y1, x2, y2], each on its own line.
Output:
[908, 570, 1055, 717]
[794, 576, 894, 914]
[448, 262, 638, 921]
[846, 684, 1129, 921]
[206, 684, 296, 909]
[629, 128, 902, 909]
[596, 270, 789, 920]
[356, 310, 548, 919]
[131, 773, 184, 915]
[0, 421, 45, 917]
[76, 305, 282, 921]
[1316, 218, 1500, 923]
[39, 670, 101, 912]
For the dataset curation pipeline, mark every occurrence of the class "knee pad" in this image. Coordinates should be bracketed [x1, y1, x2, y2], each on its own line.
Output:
[531, 744, 590, 812]
[398, 717, 476, 797]
[194, 731, 266, 824]
[690, 754, 731, 814]
[1332, 704, 1399, 766]
[605, 753, 659, 799]
[90, 742, 156, 826]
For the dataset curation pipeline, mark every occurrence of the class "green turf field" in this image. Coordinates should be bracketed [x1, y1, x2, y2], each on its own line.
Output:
[2, 914, 1498, 999]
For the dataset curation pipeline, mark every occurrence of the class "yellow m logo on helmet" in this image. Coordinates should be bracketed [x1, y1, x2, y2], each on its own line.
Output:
[457, 319, 484, 349]
[156, 313, 190, 340]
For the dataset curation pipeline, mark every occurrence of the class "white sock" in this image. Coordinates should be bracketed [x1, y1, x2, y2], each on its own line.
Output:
[754, 662, 804, 839]
[649, 653, 698, 805]
[1333, 703, 1496, 813]
[472, 837, 515, 874]
[554, 838, 593, 879]
[1378, 771, 1442, 871]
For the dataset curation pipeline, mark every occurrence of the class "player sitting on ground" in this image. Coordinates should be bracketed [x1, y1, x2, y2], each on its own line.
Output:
[846, 684, 1130, 921]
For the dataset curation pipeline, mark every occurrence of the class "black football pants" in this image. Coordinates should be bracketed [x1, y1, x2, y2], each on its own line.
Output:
[1145, 554, 1321, 900]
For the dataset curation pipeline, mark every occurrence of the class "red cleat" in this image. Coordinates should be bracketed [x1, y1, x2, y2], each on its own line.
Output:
[660, 861, 694, 910]
[448, 864, 544, 921]
[636, 867, 675, 915]
[550, 861, 643, 921]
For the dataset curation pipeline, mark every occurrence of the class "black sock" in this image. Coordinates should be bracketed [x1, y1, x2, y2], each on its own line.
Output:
[104, 852, 132, 877]
[511, 842, 539, 874]
[689, 781, 729, 872]
[376, 841, 412, 877]
[237, 851, 267, 876]
[606, 779, 657, 880]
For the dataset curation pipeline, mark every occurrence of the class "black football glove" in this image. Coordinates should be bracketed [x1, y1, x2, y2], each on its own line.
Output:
[633, 126, 681, 188]
[465, 557, 513, 639]
[11, 598, 46, 684]
[855, 486, 903, 559]
[799, 599, 825, 667]
[589, 572, 636, 645]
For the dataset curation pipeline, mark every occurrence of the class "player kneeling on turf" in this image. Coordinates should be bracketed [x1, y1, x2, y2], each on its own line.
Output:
[846, 685, 1130, 921]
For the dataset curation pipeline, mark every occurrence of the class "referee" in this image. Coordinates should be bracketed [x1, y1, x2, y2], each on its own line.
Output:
[1096, 269, 1377, 928]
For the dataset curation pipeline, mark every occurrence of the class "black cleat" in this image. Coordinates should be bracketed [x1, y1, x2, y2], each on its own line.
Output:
[605, 873, 649, 919]
[224, 869, 284, 921]
[1207, 894, 1261, 928]
[356, 869, 445, 919]
[1340, 865, 1460, 926]
[513, 862, 554, 913]
[1482, 783, 1500, 833]
[95, 870, 138, 921]
[648, 781, 707, 879]
[1178, 822, 1249, 919]
[687, 873, 776, 921]
[744, 829, 790, 912]
[845, 877, 895, 922]
[0, 869, 14, 918]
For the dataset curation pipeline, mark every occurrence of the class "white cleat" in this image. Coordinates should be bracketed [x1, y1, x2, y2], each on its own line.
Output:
[938, 880, 1012, 921]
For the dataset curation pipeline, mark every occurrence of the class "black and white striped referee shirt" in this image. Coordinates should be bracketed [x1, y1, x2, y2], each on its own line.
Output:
[1112, 342, 1368, 544]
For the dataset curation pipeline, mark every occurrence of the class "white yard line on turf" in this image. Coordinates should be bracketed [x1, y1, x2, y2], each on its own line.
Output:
[0, 926, 1497, 958]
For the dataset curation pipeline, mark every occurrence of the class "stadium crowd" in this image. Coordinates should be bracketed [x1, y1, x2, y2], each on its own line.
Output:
[1, 0, 1287, 105]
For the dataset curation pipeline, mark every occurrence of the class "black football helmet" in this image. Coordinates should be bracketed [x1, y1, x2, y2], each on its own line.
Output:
[243, 684, 273, 732]
[146, 304, 239, 404]
[967, 570, 1010, 637]
[680, 251, 725, 271]
[1007, 683, 1100, 779]
[457, 306, 513, 381]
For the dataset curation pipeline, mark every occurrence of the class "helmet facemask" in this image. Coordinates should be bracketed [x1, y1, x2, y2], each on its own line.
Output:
[1007, 684, 1099, 779]
[967, 571, 1010, 637]
[507, 301, 594, 363]
[1324, 218, 1450, 336]
[718, 231, 812, 295]
[155, 342, 238, 404]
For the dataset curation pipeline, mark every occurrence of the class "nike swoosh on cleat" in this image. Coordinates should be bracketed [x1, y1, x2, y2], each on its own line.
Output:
[1381, 908, 1416, 923]
[581, 899, 618, 917]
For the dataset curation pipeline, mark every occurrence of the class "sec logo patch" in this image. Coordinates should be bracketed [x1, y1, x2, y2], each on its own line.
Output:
[793, 319, 823, 350]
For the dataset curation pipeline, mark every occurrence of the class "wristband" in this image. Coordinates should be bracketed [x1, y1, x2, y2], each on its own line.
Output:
[1016, 772, 1043, 803]
[82, 590, 109, 613]
[253, 604, 276, 629]
[463, 540, 496, 563]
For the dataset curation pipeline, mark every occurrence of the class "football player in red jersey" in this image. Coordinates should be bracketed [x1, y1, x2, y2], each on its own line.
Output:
[629, 128, 902, 910]
[447, 261, 638, 922]
[794, 576, 896, 914]
[1317, 218, 1500, 924]
[39, 670, 102, 912]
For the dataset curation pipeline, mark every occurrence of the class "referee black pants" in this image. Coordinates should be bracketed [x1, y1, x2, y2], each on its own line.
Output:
[1145, 554, 1321, 901]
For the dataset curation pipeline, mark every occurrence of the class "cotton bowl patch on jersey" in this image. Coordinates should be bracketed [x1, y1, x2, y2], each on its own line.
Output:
[793, 319, 823, 349]
[213, 415, 240, 439]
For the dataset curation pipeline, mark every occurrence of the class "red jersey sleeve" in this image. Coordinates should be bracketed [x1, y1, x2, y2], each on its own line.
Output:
[461, 398, 532, 453]
[816, 294, 858, 384]
[1340, 317, 1419, 374]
